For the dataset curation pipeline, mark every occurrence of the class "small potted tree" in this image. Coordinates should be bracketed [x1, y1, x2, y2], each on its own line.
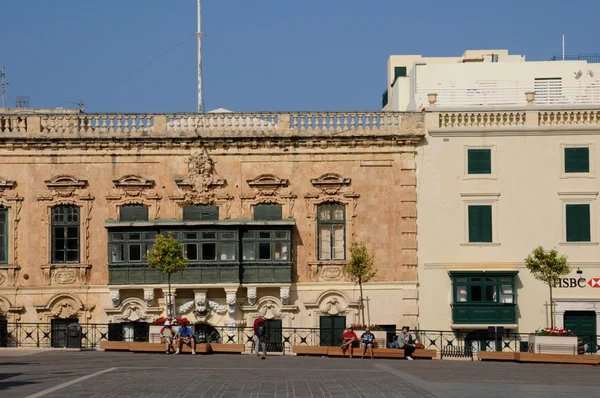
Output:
[525, 246, 576, 354]
[346, 240, 377, 325]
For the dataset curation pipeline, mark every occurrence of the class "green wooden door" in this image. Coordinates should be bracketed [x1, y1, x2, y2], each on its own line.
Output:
[51, 318, 78, 348]
[319, 316, 346, 346]
[564, 311, 597, 353]
[0, 319, 7, 347]
[265, 319, 283, 352]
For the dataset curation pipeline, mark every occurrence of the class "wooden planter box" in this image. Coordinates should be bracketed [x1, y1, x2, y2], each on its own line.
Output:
[528, 335, 578, 355]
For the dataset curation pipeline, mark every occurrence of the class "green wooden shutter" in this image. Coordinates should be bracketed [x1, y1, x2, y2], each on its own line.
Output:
[108, 323, 122, 341]
[183, 205, 218, 221]
[468, 205, 492, 242]
[566, 204, 591, 242]
[468, 149, 492, 174]
[254, 205, 282, 220]
[120, 205, 148, 221]
[565, 147, 590, 173]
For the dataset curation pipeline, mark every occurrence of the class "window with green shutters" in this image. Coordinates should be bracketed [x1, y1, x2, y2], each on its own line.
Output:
[468, 205, 493, 243]
[566, 204, 591, 242]
[183, 205, 219, 221]
[253, 204, 283, 220]
[467, 149, 492, 174]
[0, 207, 7, 264]
[564, 147, 590, 173]
[119, 204, 149, 221]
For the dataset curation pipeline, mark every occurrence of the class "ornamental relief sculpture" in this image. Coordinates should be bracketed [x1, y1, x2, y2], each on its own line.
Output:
[105, 174, 162, 219]
[240, 174, 297, 218]
[170, 149, 233, 218]
[0, 177, 23, 280]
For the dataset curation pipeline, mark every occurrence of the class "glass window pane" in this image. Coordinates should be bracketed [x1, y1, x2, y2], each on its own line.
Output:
[184, 232, 197, 240]
[259, 231, 270, 239]
[456, 286, 467, 302]
[202, 232, 216, 240]
[486, 285, 497, 302]
[274, 242, 289, 261]
[0, 248, 6, 263]
[258, 242, 271, 260]
[500, 277, 512, 283]
[332, 225, 345, 259]
[145, 232, 157, 241]
[66, 250, 78, 262]
[274, 231, 289, 240]
[111, 233, 125, 241]
[54, 238, 65, 251]
[111, 244, 125, 262]
[500, 285, 514, 303]
[319, 225, 331, 260]
[220, 232, 235, 240]
[129, 233, 141, 241]
[0, 210, 6, 222]
[471, 286, 482, 302]
[332, 205, 344, 221]
[455, 277, 468, 283]
[470, 277, 482, 282]
[243, 242, 255, 260]
[242, 231, 254, 240]
[220, 242, 236, 261]
[202, 243, 216, 260]
[67, 238, 78, 250]
[318, 205, 331, 221]
[54, 250, 65, 263]
[129, 244, 142, 261]
[184, 243, 198, 261]
[67, 227, 78, 239]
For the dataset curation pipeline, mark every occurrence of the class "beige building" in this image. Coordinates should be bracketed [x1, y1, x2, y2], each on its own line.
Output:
[418, 103, 600, 352]
[0, 111, 423, 347]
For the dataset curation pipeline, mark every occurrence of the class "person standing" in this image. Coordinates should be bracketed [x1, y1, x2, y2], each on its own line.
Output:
[159, 320, 175, 354]
[360, 328, 376, 359]
[253, 316, 268, 359]
[398, 326, 415, 360]
[175, 322, 196, 355]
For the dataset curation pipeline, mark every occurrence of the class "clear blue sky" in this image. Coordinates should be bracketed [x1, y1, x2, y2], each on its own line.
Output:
[1, 0, 599, 113]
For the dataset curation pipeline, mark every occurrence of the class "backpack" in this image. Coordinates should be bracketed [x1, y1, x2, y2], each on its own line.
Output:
[257, 321, 266, 337]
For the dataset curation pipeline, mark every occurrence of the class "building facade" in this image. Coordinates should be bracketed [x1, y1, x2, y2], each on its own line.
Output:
[0, 111, 423, 345]
[417, 105, 600, 351]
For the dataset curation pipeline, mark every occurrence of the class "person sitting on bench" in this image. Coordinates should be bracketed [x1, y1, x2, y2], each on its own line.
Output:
[341, 327, 359, 358]
[175, 322, 196, 355]
[160, 320, 175, 354]
[360, 328, 376, 359]
[398, 326, 415, 360]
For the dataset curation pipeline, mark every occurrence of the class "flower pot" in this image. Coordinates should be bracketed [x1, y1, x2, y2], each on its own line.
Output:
[528, 335, 578, 354]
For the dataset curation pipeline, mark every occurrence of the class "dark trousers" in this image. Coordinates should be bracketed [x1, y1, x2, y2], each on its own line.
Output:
[404, 344, 416, 358]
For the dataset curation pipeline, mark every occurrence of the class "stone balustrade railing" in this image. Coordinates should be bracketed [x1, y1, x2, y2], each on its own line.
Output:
[0, 112, 410, 136]
[437, 109, 600, 129]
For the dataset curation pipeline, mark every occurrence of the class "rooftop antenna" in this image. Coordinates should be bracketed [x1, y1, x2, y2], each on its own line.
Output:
[65, 100, 85, 112]
[197, 0, 204, 113]
[16, 95, 30, 108]
[562, 32, 565, 61]
[0, 66, 8, 108]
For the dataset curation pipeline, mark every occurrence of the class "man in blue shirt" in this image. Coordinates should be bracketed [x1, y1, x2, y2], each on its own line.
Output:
[398, 326, 415, 360]
[175, 322, 196, 355]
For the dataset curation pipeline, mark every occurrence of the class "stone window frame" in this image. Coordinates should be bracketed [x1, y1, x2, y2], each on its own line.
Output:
[558, 191, 598, 246]
[0, 179, 23, 269]
[460, 193, 501, 246]
[560, 143, 595, 179]
[106, 175, 161, 220]
[316, 202, 346, 261]
[463, 145, 497, 180]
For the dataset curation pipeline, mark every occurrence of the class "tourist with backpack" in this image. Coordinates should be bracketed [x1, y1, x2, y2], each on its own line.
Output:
[253, 316, 268, 359]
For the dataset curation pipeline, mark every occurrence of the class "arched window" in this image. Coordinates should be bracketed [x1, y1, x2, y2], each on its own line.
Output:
[52, 205, 80, 263]
[119, 204, 149, 221]
[317, 203, 345, 260]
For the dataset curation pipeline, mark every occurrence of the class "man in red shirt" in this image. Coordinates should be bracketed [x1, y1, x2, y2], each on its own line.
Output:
[341, 327, 359, 358]
[253, 316, 267, 359]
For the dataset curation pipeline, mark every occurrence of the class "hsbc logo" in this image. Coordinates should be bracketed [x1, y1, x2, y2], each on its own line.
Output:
[588, 278, 600, 288]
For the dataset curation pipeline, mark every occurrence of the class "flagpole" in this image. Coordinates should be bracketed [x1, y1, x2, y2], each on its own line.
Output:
[197, 0, 204, 113]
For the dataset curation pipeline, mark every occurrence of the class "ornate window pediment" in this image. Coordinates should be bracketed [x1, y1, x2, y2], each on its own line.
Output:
[241, 174, 296, 218]
[310, 173, 351, 194]
[106, 174, 161, 219]
[0, 177, 15, 191]
[246, 174, 289, 195]
[40, 175, 90, 199]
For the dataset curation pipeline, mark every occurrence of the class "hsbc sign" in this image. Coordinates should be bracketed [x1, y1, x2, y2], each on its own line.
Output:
[555, 277, 600, 288]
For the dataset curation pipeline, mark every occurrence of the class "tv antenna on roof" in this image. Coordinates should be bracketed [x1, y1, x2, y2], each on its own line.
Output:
[0, 66, 8, 108]
[64, 100, 85, 112]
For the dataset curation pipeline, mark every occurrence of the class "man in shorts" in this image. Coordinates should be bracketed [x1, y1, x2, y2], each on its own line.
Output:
[341, 327, 359, 358]
[360, 328, 376, 359]
[175, 322, 196, 355]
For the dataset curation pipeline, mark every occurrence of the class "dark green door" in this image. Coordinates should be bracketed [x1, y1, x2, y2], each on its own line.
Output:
[564, 311, 597, 353]
[265, 319, 283, 352]
[51, 318, 78, 348]
[319, 316, 346, 346]
[0, 319, 7, 347]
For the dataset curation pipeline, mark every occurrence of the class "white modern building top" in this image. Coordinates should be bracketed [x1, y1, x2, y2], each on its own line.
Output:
[382, 49, 600, 111]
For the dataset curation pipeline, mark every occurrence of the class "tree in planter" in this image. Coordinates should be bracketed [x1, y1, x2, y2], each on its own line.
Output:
[346, 241, 377, 325]
[524, 246, 570, 329]
[146, 233, 189, 318]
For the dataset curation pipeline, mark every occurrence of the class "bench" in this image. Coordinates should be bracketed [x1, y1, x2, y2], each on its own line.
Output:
[128, 342, 211, 354]
[479, 351, 599, 365]
[101, 341, 133, 351]
[412, 349, 437, 359]
[293, 346, 435, 359]
[293, 346, 328, 356]
[210, 344, 245, 354]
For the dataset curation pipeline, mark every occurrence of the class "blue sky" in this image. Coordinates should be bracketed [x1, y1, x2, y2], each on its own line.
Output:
[1, 0, 599, 113]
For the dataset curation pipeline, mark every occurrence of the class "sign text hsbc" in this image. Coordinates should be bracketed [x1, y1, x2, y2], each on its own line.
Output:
[554, 277, 600, 288]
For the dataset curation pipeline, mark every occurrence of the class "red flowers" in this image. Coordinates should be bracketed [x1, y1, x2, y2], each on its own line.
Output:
[534, 327, 575, 336]
[153, 317, 190, 325]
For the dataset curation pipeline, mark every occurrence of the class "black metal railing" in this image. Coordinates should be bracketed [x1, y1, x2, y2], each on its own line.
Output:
[1, 323, 599, 355]
[549, 54, 600, 63]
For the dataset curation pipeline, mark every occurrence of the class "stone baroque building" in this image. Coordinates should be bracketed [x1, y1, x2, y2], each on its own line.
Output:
[0, 111, 424, 344]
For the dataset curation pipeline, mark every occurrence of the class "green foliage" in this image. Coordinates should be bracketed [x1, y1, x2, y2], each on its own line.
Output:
[145, 232, 188, 275]
[346, 241, 376, 283]
[524, 246, 570, 285]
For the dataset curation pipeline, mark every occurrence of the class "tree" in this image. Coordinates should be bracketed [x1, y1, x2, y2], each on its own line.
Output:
[346, 241, 377, 324]
[146, 232, 189, 317]
[524, 246, 570, 329]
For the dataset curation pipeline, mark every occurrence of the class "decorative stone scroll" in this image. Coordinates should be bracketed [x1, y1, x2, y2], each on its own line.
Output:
[110, 289, 121, 307]
[304, 290, 360, 327]
[105, 174, 162, 219]
[0, 295, 24, 322]
[143, 288, 155, 307]
[307, 260, 347, 282]
[34, 293, 93, 323]
[247, 287, 257, 306]
[41, 263, 90, 286]
[37, 175, 94, 272]
[240, 174, 297, 218]
[105, 297, 163, 323]
[0, 178, 23, 274]
[170, 149, 233, 218]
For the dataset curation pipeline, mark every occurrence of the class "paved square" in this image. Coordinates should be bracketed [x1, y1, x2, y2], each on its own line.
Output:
[0, 350, 598, 397]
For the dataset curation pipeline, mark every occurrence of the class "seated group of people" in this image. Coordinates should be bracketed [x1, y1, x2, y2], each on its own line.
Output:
[159, 320, 197, 355]
[341, 326, 417, 360]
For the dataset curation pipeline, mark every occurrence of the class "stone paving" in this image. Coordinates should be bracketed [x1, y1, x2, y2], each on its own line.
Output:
[0, 350, 598, 397]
